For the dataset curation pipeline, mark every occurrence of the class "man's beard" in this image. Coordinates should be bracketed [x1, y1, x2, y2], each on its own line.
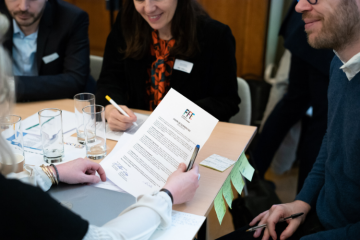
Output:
[12, 5, 45, 28]
[305, 0, 360, 50]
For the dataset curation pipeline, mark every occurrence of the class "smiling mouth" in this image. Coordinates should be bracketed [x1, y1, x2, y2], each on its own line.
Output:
[148, 13, 163, 21]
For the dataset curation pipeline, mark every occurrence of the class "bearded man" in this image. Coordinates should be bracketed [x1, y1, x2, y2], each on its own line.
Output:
[218, 0, 360, 239]
[0, 0, 95, 101]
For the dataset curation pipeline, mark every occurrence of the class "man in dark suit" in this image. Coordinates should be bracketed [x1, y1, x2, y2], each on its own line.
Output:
[252, 0, 334, 192]
[0, 0, 95, 102]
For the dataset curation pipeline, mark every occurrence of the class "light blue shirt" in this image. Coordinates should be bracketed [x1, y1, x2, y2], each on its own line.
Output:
[12, 19, 38, 76]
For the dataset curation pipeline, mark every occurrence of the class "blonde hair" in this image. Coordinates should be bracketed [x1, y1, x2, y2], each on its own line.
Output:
[0, 13, 16, 174]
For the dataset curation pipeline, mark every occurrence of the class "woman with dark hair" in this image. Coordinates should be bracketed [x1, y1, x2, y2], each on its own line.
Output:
[96, 0, 240, 131]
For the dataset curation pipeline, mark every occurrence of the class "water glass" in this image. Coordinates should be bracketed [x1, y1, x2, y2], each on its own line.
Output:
[83, 105, 107, 160]
[0, 115, 24, 174]
[38, 108, 64, 163]
[74, 93, 95, 144]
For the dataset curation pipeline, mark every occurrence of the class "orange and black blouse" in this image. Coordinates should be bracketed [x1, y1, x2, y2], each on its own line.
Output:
[146, 30, 175, 111]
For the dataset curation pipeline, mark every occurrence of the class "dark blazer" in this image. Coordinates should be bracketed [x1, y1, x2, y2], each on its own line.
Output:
[0, 174, 89, 239]
[279, 0, 334, 76]
[96, 14, 240, 122]
[0, 0, 95, 102]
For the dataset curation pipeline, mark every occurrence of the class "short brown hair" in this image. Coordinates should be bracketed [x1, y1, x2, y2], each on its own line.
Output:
[121, 0, 209, 60]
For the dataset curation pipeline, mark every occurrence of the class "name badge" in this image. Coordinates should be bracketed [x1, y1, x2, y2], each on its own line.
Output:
[173, 59, 194, 74]
[43, 53, 59, 64]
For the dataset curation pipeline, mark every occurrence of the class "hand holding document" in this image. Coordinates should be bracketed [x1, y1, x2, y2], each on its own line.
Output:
[101, 89, 219, 198]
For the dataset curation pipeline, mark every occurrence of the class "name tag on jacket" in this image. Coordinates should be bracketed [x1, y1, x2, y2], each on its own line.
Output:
[43, 53, 59, 64]
[173, 59, 194, 74]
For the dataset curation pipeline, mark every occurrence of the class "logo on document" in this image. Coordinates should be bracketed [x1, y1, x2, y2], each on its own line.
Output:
[182, 109, 195, 121]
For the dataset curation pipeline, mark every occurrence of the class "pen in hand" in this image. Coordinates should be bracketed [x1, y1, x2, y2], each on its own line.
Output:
[186, 145, 200, 172]
[246, 213, 304, 232]
[105, 95, 138, 127]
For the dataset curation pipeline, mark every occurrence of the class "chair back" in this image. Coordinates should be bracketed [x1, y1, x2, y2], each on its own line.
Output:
[90, 55, 103, 81]
[229, 77, 252, 125]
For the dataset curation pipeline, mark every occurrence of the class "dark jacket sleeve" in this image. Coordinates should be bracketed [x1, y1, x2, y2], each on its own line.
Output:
[295, 132, 327, 207]
[96, 15, 128, 107]
[0, 174, 88, 240]
[301, 223, 360, 240]
[193, 23, 240, 121]
[16, 11, 90, 101]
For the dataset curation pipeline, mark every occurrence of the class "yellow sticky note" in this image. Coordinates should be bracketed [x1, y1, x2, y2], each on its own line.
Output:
[238, 152, 255, 181]
[222, 175, 234, 209]
[231, 159, 245, 195]
[214, 188, 226, 225]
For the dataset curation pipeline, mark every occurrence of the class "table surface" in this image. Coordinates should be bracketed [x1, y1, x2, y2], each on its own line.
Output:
[14, 99, 257, 217]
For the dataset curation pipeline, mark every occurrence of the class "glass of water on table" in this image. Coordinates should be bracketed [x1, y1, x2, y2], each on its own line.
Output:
[74, 93, 95, 144]
[83, 105, 107, 160]
[38, 108, 64, 163]
[0, 115, 25, 174]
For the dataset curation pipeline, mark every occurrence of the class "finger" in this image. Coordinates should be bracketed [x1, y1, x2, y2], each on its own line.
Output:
[262, 228, 271, 240]
[267, 217, 280, 240]
[254, 213, 270, 238]
[280, 220, 301, 240]
[119, 105, 137, 121]
[177, 162, 187, 172]
[82, 174, 101, 184]
[189, 163, 199, 174]
[86, 161, 107, 181]
[250, 211, 268, 226]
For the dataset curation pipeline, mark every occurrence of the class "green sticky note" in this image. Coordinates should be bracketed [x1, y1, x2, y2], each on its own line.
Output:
[222, 175, 234, 209]
[230, 160, 245, 195]
[214, 188, 226, 225]
[238, 152, 255, 181]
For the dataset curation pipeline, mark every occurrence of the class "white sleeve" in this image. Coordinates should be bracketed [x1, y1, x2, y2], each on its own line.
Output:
[6, 165, 52, 191]
[83, 192, 172, 240]
[33, 166, 52, 191]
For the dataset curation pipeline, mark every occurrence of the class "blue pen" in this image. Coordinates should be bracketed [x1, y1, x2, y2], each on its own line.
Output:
[186, 145, 200, 172]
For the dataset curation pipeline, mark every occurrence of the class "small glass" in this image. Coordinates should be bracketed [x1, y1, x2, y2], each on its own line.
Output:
[74, 93, 95, 144]
[83, 105, 107, 160]
[0, 115, 24, 174]
[38, 108, 64, 163]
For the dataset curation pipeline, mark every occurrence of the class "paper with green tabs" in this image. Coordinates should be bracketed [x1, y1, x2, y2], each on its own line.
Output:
[230, 159, 245, 195]
[222, 175, 234, 209]
[214, 188, 226, 225]
[238, 152, 255, 181]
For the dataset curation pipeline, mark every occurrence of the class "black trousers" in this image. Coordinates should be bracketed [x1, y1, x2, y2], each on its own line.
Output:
[217, 210, 325, 240]
[253, 55, 329, 192]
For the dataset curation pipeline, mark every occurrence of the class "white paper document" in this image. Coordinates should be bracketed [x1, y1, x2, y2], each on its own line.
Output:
[92, 178, 127, 193]
[149, 211, 206, 240]
[101, 89, 218, 198]
[106, 113, 149, 141]
[200, 154, 236, 172]
[23, 110, 77, 136]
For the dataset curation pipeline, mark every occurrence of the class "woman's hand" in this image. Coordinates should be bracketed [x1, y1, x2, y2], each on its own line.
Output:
[249, 200, 311, 240]
[54, 158, 106, 184]
[105, 105, 137, 131]
[162, 163, 200, 205]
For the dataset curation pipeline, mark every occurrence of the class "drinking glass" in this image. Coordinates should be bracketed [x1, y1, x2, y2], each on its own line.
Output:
[83, 105, 107, 160]
[0, 115, 24, 174]
[74, 93, 95, 144]
[38, 108, 64, 163]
